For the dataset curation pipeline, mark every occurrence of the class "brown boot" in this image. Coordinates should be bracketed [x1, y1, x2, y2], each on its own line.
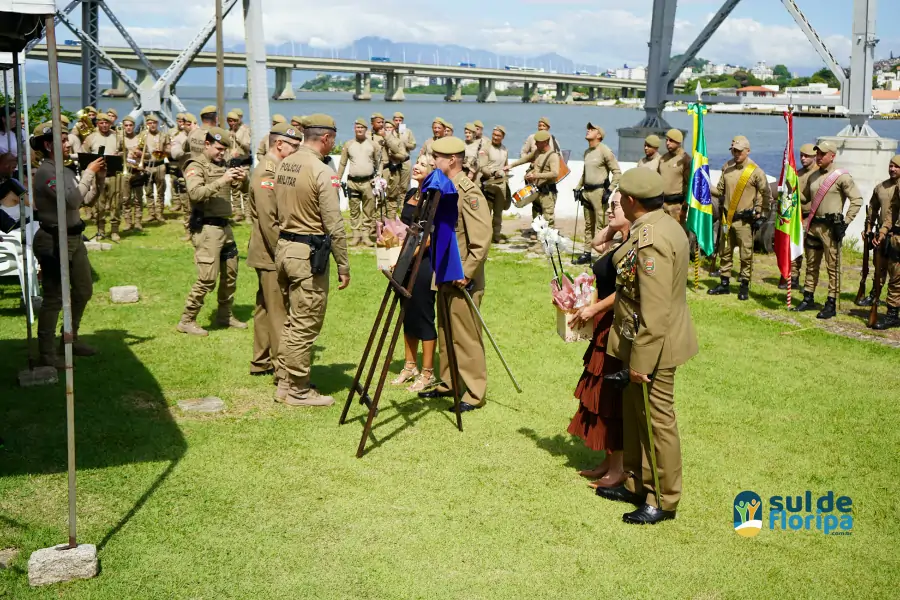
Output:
[278, 387, 335, 407]
[273, 379, 291, 401]
[361, 237, 375, 248]
[216, 315, 248, 329]
[176, 317, 209, 336]
[38, 352, 66, 370]
[110, 226, 121, 242]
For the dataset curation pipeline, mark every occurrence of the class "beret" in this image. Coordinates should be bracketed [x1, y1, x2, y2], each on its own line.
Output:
[644, 134, 661, 148]
[233, 108, 244, 117]
[106, 108, 118, 117]
[200, 105, 217, 116]
[443, 122, 454, 131]
[538, 116, 550, 127]
[145, 114, 159, 123]
[814, 140, 837, 154]
[464, 122, 476, 133]
[121, 116, 135, 124]
[95, 113, 112, 123]
[226, 111, 239, 120]
[891, 155, 900, 168]
[393, 112, 404, 119]
[533, 130, 551, 142]
[354, 118, 367, 127]
[33, 121, 53, 137]
[432, 136, 466, 155]
[799, 143, 816, 156]
[473, 120, 484, 128]
[184, 113, 197, 124]
[176, 112, 185, 120]
[370, 112, 384, 120]
[619, 167, 664, 200]
[666, 128, 684, 143]
[272, 114, 287, 124]
[493, 125, 506, 135]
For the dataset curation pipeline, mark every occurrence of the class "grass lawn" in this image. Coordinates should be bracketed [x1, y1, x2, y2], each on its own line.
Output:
[1, 219, 899, 599]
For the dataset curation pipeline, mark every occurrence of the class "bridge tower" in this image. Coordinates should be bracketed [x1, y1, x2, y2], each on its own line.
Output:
[80, 0, 100, 108]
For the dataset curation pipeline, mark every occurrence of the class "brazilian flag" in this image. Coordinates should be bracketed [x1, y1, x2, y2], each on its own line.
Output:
[685, 102, 714, 257]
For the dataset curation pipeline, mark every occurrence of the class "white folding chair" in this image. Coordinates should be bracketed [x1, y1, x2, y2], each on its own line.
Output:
[0, 231, 39, 323]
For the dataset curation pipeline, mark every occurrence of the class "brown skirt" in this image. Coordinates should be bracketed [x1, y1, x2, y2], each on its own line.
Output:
[567, 310, 624, 452]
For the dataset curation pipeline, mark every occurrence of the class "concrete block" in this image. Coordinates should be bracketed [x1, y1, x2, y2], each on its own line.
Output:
[109, 285, 139, 304]
[0, 547, 20, 569]
[28, 543, 98, 586]
[84, 241, 112, 252]
[18, 366, 59, 387]
[177, 396, 226, 413]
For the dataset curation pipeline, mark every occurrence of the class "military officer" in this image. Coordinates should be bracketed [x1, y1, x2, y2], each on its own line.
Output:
[226, 110, 253, 222]
[247, 122, 302, 389]
[273, 113, 351, 406]
[596, 168, 698, 525]
[658, 129, 691, 224]
[120, 115, 145, 232]
[574, 122, 621, 264]
[142, 114, 169, 222]
[380, 119, 408, 219]
[393, 111, 416, 191]
[638, 135, 661, 171]
[520, 116, 557, 157]
[856, 154, 899, 306]
[473, 119, 485, 142]
[708, 135, 771, 300]
[479, 125, 511, 244]
[418, 117, 446, 163]
[177, 126, 248, 336]
[782, 143, 818, 290]
[31, 122, 105, 367]
[793, 141, 863, 318]
[187, 106, 217, 161]
[337, 118, 382, 246]
[82, 113, 122, 240]
[290, 115, 304, 129]
[463, 123, 482, 184]
[105, 107, 118, 126]
[256, 114, 286, 162]
[169, 114, 190, 232]
[416, 136, 493, 412]
[172, 114, 198, 239]
[872, 157, 900, 329]
[506, 130, 560, 232]
[443, 122, 454, 137]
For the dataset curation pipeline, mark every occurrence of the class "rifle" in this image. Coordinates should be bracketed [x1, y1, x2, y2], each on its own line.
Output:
[868, 235, 889, 328]
[856, 206, 872, 305]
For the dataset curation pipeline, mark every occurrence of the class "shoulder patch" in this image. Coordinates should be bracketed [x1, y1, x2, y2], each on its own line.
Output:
[642, 257, 655, 275]
[185, 169, 197, 178]
[260, 179, 274, 189]
[638, 224, 654, 248]
[330, 175, 341, 188]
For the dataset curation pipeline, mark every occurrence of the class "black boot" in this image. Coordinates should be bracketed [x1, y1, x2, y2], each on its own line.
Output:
[855, 292, 875, 307]
[791, 277, 800, 290]
[778, 277, 788, 290]
[707, 277, 730, 295]
[792, 291, 816, 312]
[873, 306, 900, 330]
[816, 297, 837, 320]
[573, 252, 592, 265]
[738, 279, 750, 301]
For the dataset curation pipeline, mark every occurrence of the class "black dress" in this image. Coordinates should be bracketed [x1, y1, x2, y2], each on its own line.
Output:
[400, 190, 437, 341]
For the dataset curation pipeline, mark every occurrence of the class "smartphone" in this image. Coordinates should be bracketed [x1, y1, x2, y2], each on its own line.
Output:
[99, 146, 105, 155]
[399, 124, 407, 134]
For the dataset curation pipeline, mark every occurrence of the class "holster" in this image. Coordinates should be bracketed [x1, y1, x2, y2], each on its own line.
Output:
[189, 206, 204, 234]
[537, 183, 558, 194]
[831, 215, 847, 243]
[220, 241, 238, 260]
[308, 234, 332, 275]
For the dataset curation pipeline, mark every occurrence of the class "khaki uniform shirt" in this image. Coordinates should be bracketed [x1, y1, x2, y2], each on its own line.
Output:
[274, 145, 350, 277]
[509, 149, 559, 186]
[247, 155, 280, 270]
[879, 183, 900, 240]
[638, 152, 661, 172]
[67, 131, 83, 155]
[187, 126, 209, 161]
[34, 159, 100, 228]
[170, 130, 188, 162]
[479, 143, 509, 183]
[713, 159, 771, 215]
[868, 177, 898, 231]
[382, 134, 409, 165]
[231, 125, 252, 158]
[123, 133, 142, 169]
[398, 127, 416, 154]
[797, 164, 818, 213]
[144, 131, 169, 163]
[256, 137, 268, 163]
[606, 209, 698, 375]
[419, 136, 440, 162]
[337, 138, 381, 179]
[520, 133, 559, 159]
[578, 143, 621, 188]
[658, 147, 691, 198]
[805, 164, 863, 224]
[464, 139, 486, 183]
[451, 171, 492, 289]
[83, 131, 120, 155]
[184, 153, 231, 218]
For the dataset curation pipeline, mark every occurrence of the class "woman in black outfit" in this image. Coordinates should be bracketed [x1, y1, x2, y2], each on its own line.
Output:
[391, 158, 438, 392]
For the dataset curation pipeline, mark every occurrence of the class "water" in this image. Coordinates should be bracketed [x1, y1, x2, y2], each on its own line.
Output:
[48, 90, 900, 176]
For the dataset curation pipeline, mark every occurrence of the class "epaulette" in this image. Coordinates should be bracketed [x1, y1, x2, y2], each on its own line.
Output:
[457, 177, 474, 192]
[638, 223, 654, 248]
[265, 159, 276, 173]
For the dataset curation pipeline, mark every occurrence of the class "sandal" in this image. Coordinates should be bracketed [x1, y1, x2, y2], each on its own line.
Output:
[407, 368, 437, 392]
[391, 362, 419, 385]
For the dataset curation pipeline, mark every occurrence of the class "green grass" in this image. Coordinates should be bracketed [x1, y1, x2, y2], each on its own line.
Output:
[1, 220, 899, 599]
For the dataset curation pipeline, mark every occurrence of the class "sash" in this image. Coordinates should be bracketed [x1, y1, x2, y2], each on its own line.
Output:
[723, 162, 757, 230]
[804, 169, 848, 232]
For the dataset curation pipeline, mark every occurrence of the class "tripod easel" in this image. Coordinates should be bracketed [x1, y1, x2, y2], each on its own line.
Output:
[339, 188, 465, 457]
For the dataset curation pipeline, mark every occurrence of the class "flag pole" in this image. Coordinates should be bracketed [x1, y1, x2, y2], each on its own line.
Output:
[786, 104, 793, 309]
[692, 83, 703, 291]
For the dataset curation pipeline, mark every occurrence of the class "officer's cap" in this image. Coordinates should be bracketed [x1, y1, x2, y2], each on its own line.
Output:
[206, 126, 233, 146]
[891, 155, 900, 168]
[464, 122, 476, 133]
[354, 118, 367, 127]
[290, 115, 304, 125]
[59, 115, 70, 125]
[473, 120, 484, 128]
[184, 113, 197, 124]
[393, 112, 405, 120]
[432, 136, 466, 155]
[122, 116, 135, 125]
[538, 116, 550, 127]
[145, 114, 159, 124]
[271, 122, 302, 141]
[304, 113, 337, 131]
[644, 134, 661, 148]
[799, 143, 816, 156]
[272, 114, 287, 125]
[619, 167, 664, 200]
[226, 110, 239, 120]
[731, 135, 750, 151]
[200, 105, 218, 116]
[371, 112, 384, 120]
[666, 129, 684, 144]
[233, 108, 244, 117]
[534, 130, 551, 143]
[493, 125, 506, 135]
[586, 122, 605, 138]
[176, 112, 186, 120]
[814, 140, 837, 154]
[95, 113, 112, 123]
[33, 121, 53, 137]
[106, 108, 118, 117]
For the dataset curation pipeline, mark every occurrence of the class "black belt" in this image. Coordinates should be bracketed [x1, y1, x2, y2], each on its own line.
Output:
[583, 183, 607, 192]
[348, 174, 374, 183]
[890, 226, 900, 235]
[279, 232, 325, 244]
[387, 162, 403, 173]
[202, 217, 230, 227]
[811, 214, 840, 224]
[145, 160, 165, 168]
[41, 221, 86, 236]
[664, 194, 684, 205]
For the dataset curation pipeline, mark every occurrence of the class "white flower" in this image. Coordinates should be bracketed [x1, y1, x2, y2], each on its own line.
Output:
[531, 215, 548, 232]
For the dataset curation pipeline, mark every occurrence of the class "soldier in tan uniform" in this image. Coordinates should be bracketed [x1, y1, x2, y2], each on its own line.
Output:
[507, 130, 560, 232]
[443, 123, 454, 137]
[226, 110, 253, 222]
[463, 123, 482, 184]
[120, 116, 145, 232]
[393, 111, 416, 191]
[872, 156, 900, 329]
[187, 106, 217, 162]
[782, 144, 818, 289]
[142, 115, 170, 222]
[473, 120, 485, 142]
[171, 113, 198, 239]
[638, 135, 661, 171]
[479, 125, 511, 244]
[273, 114, 351, 406]
[380, 120, 408, 219]
[177, 127, 248, 336]
[520, 116, 556, 158]
[82, 113, 122, 241]
[416, 136, 493, 411]
[105, 107, 118, 126]
[596, 168, 698, 525]
[793, 141, 863, 318]
[708, 136, 771, 300]
[337, 118, 382, 246]
[856, 155, 899, 306]
[255, 114, 286, 162]
[247, 122, 302, 387]
[418, 117, 446, 164]
[169, 115, 189, 230]
[31, 123, 105, 367]
[574, 122, 621, 264]
[658, 129, 691, 224]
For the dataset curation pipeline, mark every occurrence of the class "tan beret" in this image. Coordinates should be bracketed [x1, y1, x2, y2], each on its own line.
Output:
[176, 112, 185, 120]
[200, 105, 217, 116]
[184, 113, 197, 124]
[95, 113, 112, 123]
[144, 114, 159, 123]
[393, 112, 404, 119]
[443, 122, 454, 131]
[60, 115, 70, 125]
[226, 111, 239, 120]
[534, 130, 551, 143]
[370, 112, 384, 120]
[473, 120, 484, 128]
[814, 140, 837, 154]
[432, 136, 466, 155]
[121, 116, 135, 125]
[304, 113, 337, 130]
[666, 129, 684, 144]
[354, 118, 367, 127]
[538, 116, 550, 127]
[891, 155, 900, 168]
[290, 115, 304, 125]
[233, 108, 244, 117]
[619, 167, 664, 200]
[106, 108, 118, 117]
[799, 143, 816, 156]
[433, 117, 447, 126]
[272, 114, 286, 124]
[731, 135, 750, 151]
[206, 126, 232, 146]
[464, 122, 476, 133]
[493, 125, 506, 135]
[84, 106, 97, 113]
[271, 122, 302, 141]
[644, 134, 661, 148]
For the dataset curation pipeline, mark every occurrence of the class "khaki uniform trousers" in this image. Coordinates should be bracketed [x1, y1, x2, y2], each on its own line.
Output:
[533, 190, 557, 228]
[719, 221, 754, 281]
[582, 188, 608, 242]
[622, 367, 682, 512]
[482, 180, 510, 242]
[276, 239, 329, 394]
[182, 223, 238, 321]
[33, 230, 93, 361]
[803, 222, 840, 298]
[347, 178, 376, 240]
[231, 178, 249, 220]
[399, 161, 411, 194]
[171, 175, 190, 231]
[97, 173, 122, 233]
[790, 256, 803, 281]
[663, 201, 686, 225]
[121, 174, 144, 228]
[385, 167, 404, 220]
[144, 164, 167, 219]
[252, 268, 289, 381]
[435, 284, 487, 407]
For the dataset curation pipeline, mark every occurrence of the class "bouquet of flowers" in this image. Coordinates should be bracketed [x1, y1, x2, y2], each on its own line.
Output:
[375, 217, 409, 249]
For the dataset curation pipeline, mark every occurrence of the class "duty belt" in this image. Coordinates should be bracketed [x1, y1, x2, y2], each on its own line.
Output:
[811, 213, 840, 224]
[664, 194, 684, 205]
[348, 173, 374, 183]
[40, 221, 86, 236]
[279, 231, 325, 244]
[582, 182, 608, 192]
[387, 162, 403, 173]
[201, 216, 230, 227]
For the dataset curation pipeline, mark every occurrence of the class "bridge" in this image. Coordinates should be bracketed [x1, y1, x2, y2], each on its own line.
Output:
[26, 44, 649, 103]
